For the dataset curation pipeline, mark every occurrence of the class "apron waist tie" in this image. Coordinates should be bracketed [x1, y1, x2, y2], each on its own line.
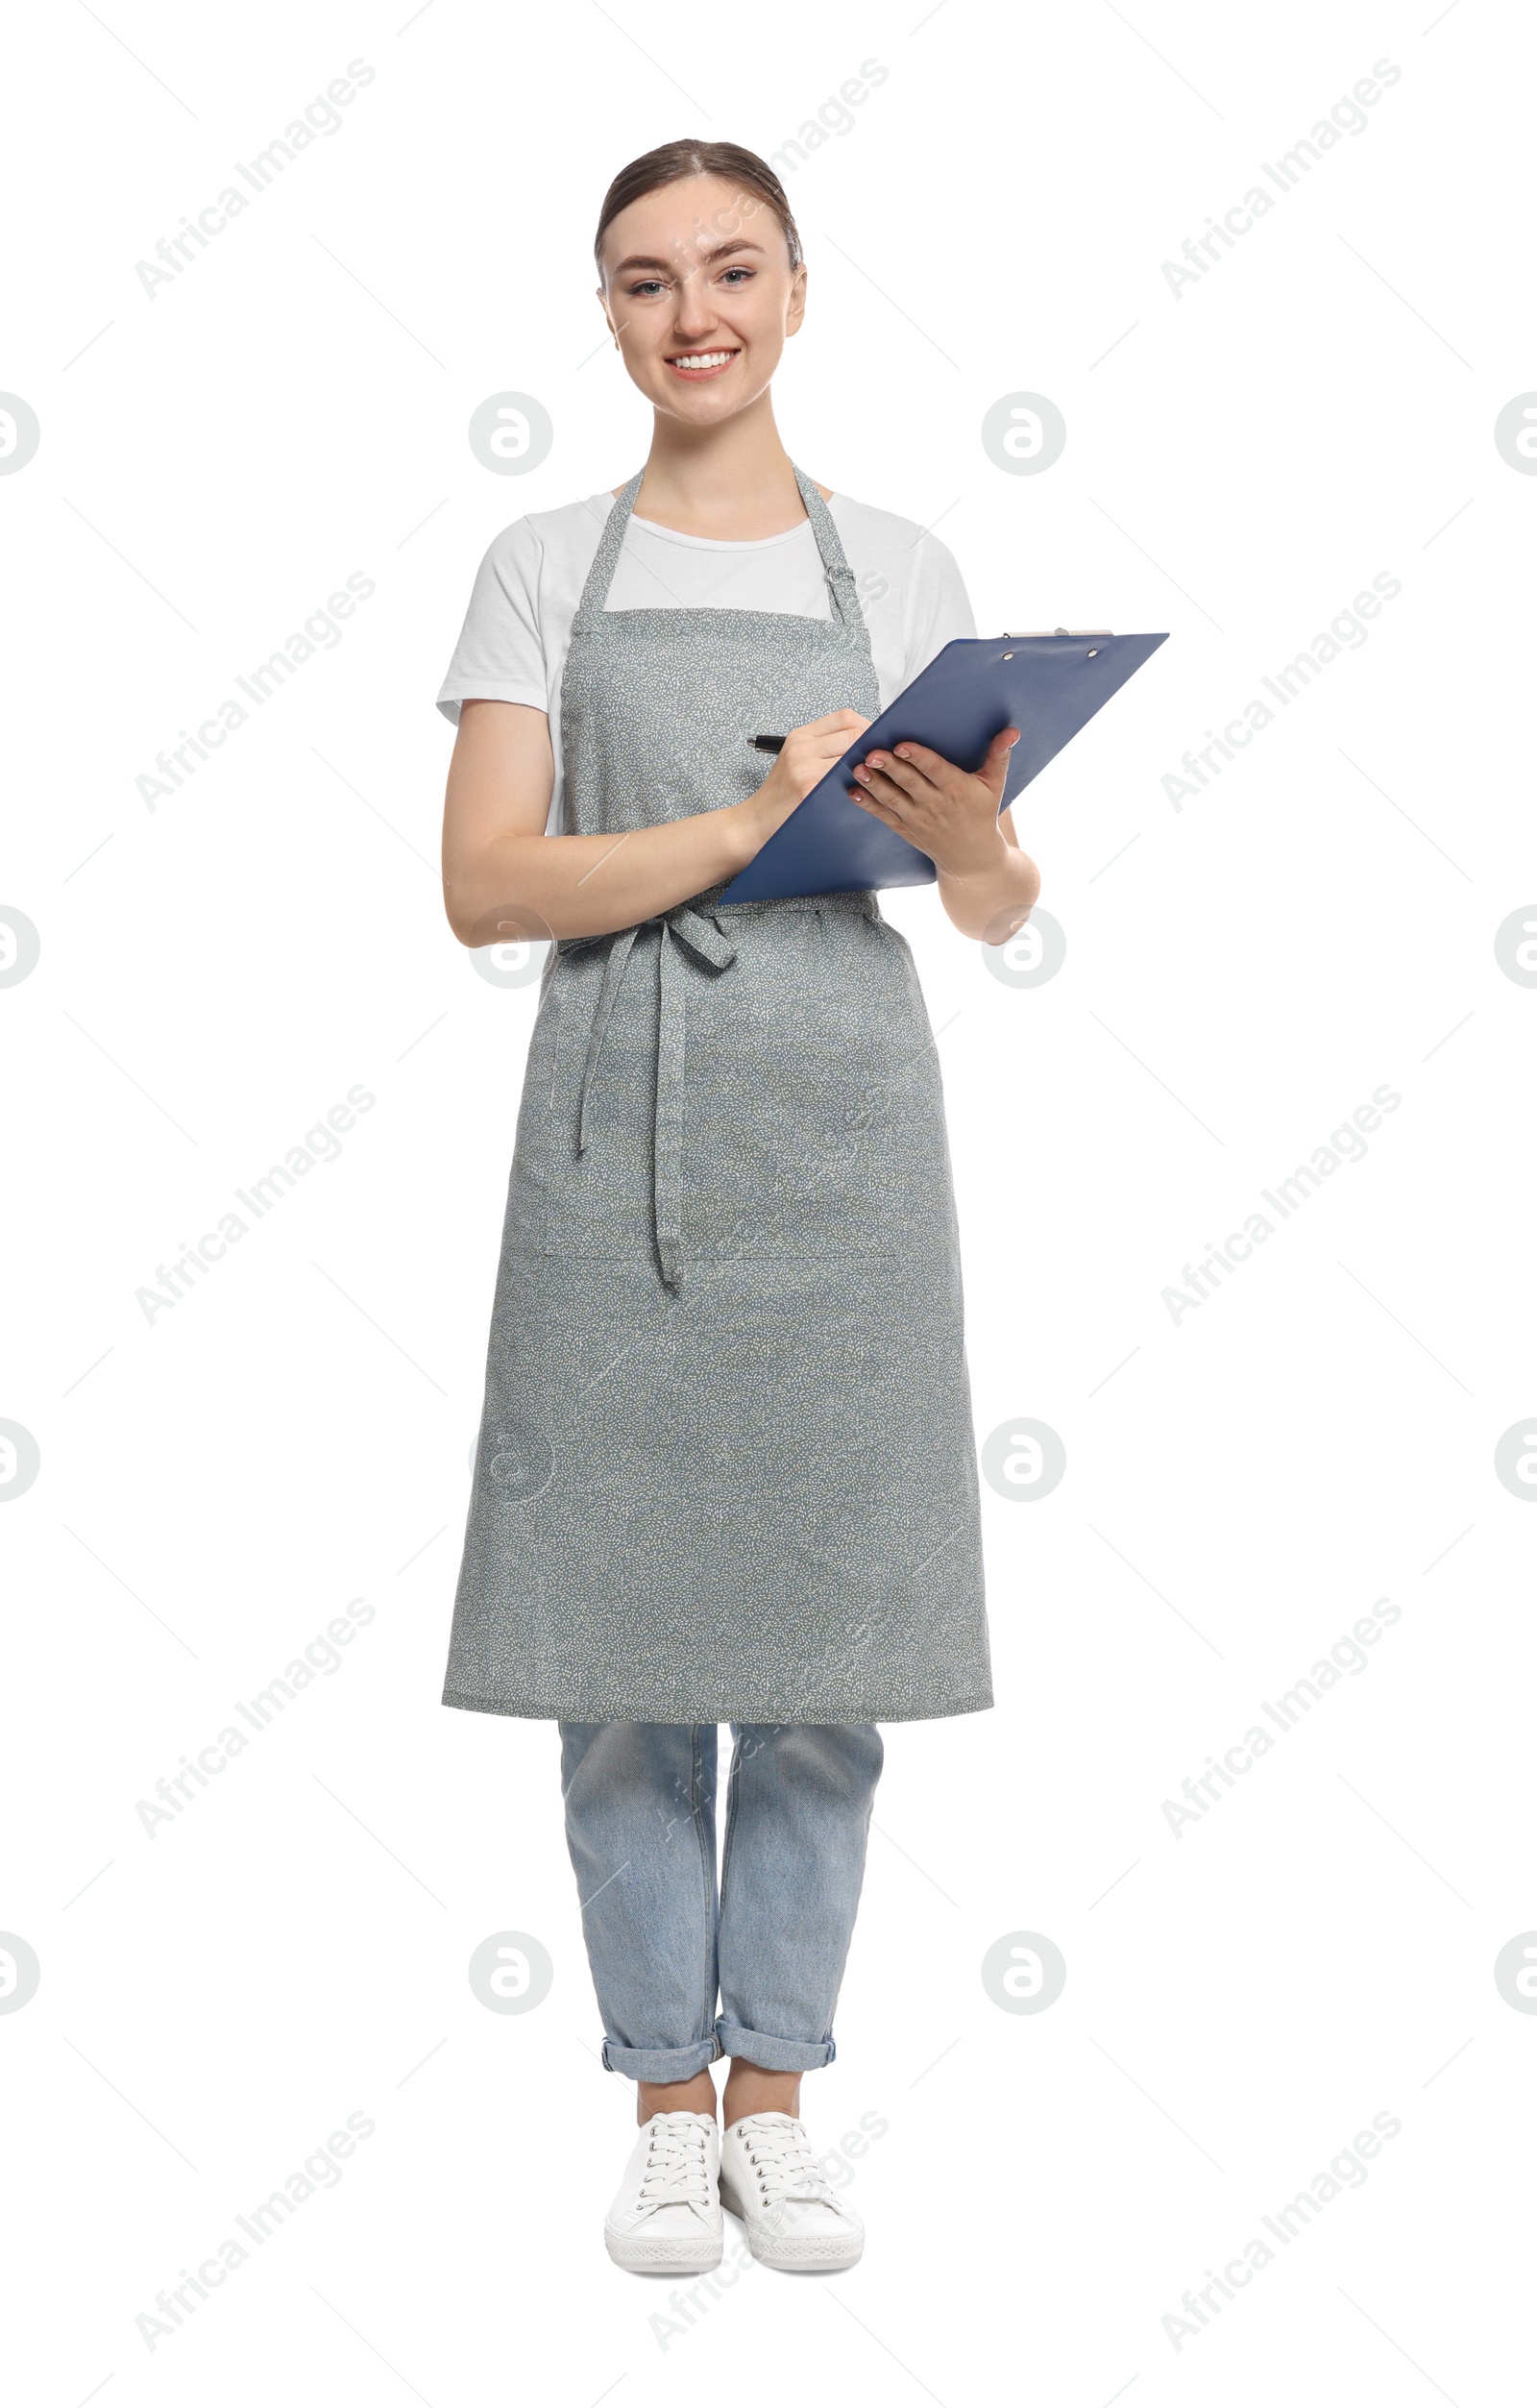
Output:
[558, 901, 739, 1291]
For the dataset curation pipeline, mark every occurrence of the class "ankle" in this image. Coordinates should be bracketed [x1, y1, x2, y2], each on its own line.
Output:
[637, 2072, 718, 2125]
[721, 2061, 802, 2126]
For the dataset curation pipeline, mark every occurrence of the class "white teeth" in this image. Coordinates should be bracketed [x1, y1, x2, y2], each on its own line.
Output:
[671, 351, 734, 368]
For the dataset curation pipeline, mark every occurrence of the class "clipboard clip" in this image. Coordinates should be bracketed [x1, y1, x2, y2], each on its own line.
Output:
[1002, 627, 1114, 660]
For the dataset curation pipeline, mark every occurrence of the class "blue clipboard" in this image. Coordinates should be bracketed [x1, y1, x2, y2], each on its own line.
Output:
[718, 629, 1168, 905]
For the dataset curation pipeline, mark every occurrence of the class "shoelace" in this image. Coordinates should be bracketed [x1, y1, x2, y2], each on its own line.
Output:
[634, 2114, 714, 2219]
[734, 2116, 847, 2213]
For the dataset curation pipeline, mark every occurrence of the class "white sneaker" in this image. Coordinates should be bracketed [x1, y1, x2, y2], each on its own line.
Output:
[603, 2111, 722, 2273]
[719, 2111, 865, 2271]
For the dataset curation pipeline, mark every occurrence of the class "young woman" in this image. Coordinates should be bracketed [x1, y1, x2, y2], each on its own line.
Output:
[436, 139, 1040, 2274]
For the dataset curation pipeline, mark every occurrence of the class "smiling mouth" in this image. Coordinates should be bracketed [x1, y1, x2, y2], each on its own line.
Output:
[665, 349, 740, 378]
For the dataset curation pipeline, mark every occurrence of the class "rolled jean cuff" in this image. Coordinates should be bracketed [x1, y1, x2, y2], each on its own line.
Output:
[600, 2031, 723, 2081]
[715, 2017, 836, 2073]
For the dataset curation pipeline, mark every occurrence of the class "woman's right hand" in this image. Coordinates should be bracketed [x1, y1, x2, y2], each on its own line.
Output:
[736, 709, 872, 851]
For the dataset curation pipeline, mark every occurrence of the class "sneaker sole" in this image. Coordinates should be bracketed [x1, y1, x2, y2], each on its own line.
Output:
[718, 2173, 863, 2272]
[740, 2228, 865, 2272]
[603, 2222, 723, 2275]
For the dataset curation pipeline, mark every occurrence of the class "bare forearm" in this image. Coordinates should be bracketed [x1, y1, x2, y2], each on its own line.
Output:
[446, 799, 763, 946]
[936, 834, 1041, 943]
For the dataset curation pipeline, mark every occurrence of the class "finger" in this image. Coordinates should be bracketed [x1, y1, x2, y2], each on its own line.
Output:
[851, 764, 915, 817]
[877, 748, 943, 797]
[879, 739, 950, 782]
[978, 726, 1020, 799]
[884, 731, 1016, 795]
[848, 786, 904, 827]
[856, 750, 935, 803]
[817, 723, 871, 757]
[847, 767, 906, 809]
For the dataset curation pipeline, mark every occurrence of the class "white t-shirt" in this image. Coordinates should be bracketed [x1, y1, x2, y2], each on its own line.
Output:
[436, 489, 977, 835]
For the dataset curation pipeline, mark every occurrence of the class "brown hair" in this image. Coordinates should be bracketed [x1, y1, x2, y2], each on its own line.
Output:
[593, 139, 803, 277]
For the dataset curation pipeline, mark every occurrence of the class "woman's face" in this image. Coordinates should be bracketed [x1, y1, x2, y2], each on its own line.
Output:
[598, 173, 805, 424]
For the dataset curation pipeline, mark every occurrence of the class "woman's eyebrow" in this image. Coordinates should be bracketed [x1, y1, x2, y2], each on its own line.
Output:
[609, 238, 767, 275]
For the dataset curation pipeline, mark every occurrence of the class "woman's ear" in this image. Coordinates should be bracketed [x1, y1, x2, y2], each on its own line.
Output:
[785, 262, 808, 337]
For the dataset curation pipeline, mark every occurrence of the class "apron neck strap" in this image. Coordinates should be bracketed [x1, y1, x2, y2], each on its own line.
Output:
[572, 468, 646, 628]
[788, 463, 866, 637]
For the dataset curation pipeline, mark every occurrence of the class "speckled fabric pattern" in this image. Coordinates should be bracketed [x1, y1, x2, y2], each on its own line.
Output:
[443, 464, 992, 1723]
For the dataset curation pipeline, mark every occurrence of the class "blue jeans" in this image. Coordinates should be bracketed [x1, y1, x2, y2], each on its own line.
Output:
[558, 1722, 884, 2081]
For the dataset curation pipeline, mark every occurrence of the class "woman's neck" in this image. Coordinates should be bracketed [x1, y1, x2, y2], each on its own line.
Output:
[619, 399, 830, 537]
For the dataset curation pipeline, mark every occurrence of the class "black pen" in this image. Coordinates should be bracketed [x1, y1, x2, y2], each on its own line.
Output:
[748, 733, 786, 753]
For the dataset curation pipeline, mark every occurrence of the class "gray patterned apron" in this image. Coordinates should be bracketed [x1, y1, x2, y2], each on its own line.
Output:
[443, 464, 991, 1723]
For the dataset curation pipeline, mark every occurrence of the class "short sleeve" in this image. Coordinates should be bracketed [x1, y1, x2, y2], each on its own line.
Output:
[901, 529, 977, 685]
[435, 519, 549, 725]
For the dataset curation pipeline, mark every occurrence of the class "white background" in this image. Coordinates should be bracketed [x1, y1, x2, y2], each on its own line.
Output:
[3, 1, 1534, 2400]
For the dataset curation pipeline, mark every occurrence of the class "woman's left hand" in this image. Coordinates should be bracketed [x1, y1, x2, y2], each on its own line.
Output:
[846, 726, 1019, 878]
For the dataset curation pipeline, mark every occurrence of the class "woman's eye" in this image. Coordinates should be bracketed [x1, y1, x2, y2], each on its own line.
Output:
[627, 280, 667, 299]
[720, 268, 753, 286]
